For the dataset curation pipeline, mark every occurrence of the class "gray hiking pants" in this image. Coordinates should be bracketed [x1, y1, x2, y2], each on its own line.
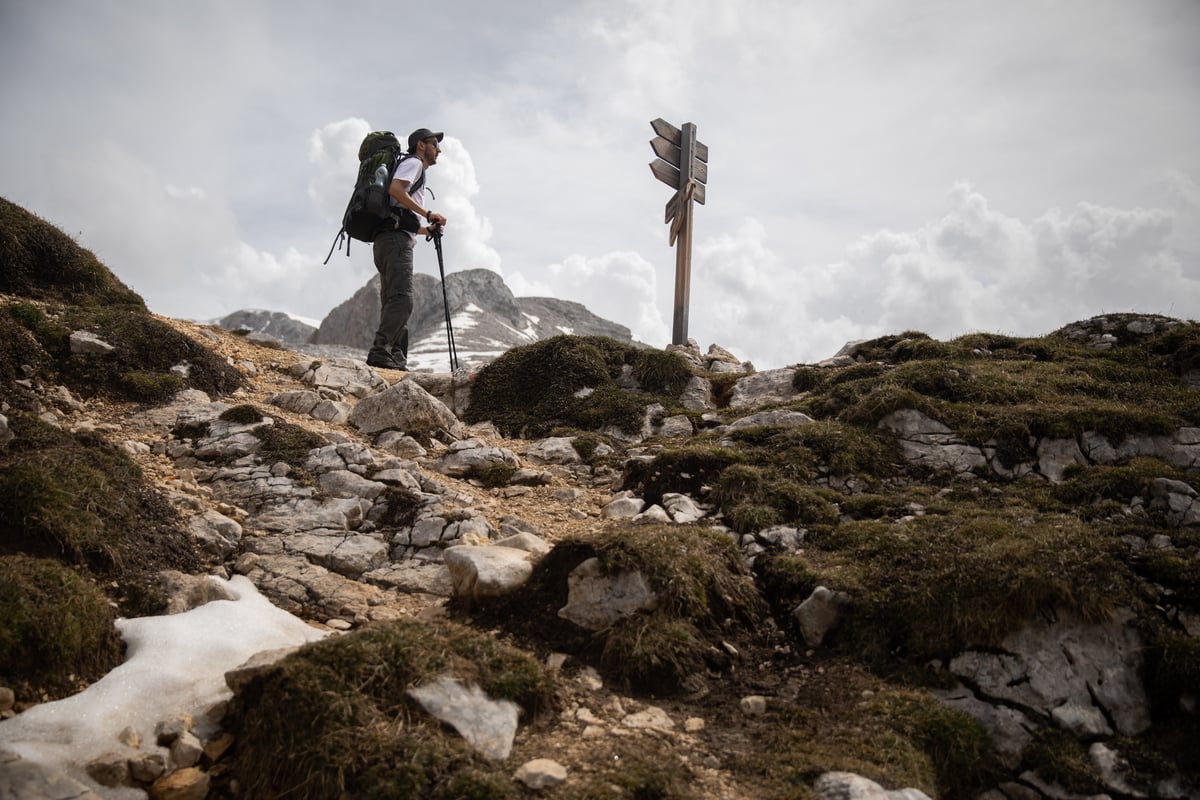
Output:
[370, 231, 414, 364]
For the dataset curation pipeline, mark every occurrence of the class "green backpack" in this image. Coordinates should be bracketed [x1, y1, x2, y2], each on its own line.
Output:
[323, 131, 424, 263]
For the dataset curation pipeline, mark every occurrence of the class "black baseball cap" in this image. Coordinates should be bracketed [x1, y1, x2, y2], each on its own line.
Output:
[408, 128, 444, 152]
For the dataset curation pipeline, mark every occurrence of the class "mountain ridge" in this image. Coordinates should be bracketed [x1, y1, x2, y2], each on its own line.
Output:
[217, 268, 640, 373]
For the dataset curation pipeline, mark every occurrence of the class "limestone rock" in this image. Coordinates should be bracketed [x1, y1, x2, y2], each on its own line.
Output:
[728, 367, 799, 410]
[794, 586, 851, 647]
[434, 438, 520, 477]
[601, 496, 644, 519]
[878, 409, 988, 474]
[444, 544, 534, 598]
[160, 571, 239, 614]
[514, 758, 568, 789]
[84, 752, 129, 787]
[727, 409, 815, 431]
[814, 771, 932, 800]
[949, 607, 1150, 738]
[69, 330, 115, 355]
[349, 378, 464, 437]
[186, 509, 243, 559]
[524, 436, 582, 465]
[408, 675, 520, 761]
[558, 557, 657, 630]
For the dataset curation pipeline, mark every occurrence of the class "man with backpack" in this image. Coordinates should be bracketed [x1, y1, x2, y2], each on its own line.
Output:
[366, 127, 448, 370]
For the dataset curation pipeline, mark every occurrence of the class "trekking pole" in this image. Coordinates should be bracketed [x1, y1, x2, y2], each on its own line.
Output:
[430, 226, 459, 371]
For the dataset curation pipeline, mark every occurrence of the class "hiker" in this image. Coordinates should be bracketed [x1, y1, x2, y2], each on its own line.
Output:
[366, 128, 449, 370]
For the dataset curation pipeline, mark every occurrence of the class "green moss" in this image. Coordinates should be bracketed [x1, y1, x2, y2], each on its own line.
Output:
[840, 493, 906, 520]
[601, 613, 706, 694]
[227, 619, 554, 800]
[622, 443, 743, 506]
[117, 370, 186, 403]
[219, 404, 266, 424]
[744, 675, 995, 800]
[0, 310, 53, 395]
[0, 412, 200, 611]
[473, 462, 517, 488]
[0, 554, 122, 700]
[53, 305, 245, 401]
[0, 197, 145, 306]
[755, 554, 822, 618]
[631, 348, 693, 396]
[1142, 621, 1200, 707]
[465, 335, 652, 437]
[472, 525, 764, 695]
[807, 509, 1131, 661]
[255, 420, 326, 468]
[1051, 458, 1190, 510]
[1022, 729, 1107, 795]
[729, 502, 782, 534]
[710, 464, 766, 509]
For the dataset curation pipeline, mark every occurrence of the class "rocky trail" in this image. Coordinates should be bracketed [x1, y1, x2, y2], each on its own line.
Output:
[4, 317, 841, 800]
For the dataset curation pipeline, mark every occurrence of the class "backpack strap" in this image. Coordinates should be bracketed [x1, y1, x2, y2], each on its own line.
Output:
[322, 226, 347, 265]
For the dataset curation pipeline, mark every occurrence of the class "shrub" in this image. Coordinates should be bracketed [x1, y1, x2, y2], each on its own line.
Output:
[226, 619, 553, 799]
[0, 554, 122, 700]
[622, 443, 743, 506]
[0, 412, 200, 612]
[631, 348, 693, 397]
[0, 197, 145, 306]
[465, 335, 649, 436]
[472, 525, 765, 695]
[807, 509, 1131, 662]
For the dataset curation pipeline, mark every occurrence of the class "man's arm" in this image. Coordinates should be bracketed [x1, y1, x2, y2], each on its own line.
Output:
[389, 179, 447, 226]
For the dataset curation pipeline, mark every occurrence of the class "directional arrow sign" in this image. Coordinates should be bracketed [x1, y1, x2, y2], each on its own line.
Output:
[651, 136, 708, 183]
[650, 157, 680, 189]
[651, 118, 709, 163]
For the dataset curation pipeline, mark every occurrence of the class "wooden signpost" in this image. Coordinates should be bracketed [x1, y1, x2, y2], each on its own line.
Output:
[649, 118, 708, 346]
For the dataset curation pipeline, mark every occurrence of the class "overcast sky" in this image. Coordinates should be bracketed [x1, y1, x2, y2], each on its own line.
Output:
[2, 1, 1197, 368]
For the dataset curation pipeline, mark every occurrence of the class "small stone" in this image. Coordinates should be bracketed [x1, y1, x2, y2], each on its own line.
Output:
[155, 713, 194, 745]
[149, 766, 211, 800]
[684, 717, 706, 732]
[0, 686, 15, 712]
[740, 695, 768, 716]
[117, 725, 141, 748]
[130, 752, 167, 783]
[622, 706, 674, 731]
[514, 758, 568, 789]
[577, 667, 604, 691]
[86, 752, 130, 787]
[203, 732, 236, 765]
[581, 725, 607, 739]
[170, 731, 204, 769]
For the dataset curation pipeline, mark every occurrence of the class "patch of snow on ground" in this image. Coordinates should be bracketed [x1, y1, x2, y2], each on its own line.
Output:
[0, 576, 326, 798]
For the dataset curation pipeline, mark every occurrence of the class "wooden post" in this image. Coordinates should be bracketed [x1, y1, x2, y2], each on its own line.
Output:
[649, 118, 708, 347]
[672, 123, 697, 346]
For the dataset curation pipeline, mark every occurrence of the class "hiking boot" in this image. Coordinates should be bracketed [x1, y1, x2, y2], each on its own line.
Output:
[366, 355, 403, 370]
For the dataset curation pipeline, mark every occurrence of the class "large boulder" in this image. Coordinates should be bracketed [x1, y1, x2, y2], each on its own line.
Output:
[349, 378, 465, 438]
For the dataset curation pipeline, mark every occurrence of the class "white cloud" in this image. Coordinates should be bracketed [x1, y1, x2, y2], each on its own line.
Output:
[545, 251, 671, 345]
[1, 0, 1197, 368]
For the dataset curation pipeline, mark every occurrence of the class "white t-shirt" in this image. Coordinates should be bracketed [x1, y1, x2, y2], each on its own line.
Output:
[390, 156, 426, 239]
[391, 156, 426, 208]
